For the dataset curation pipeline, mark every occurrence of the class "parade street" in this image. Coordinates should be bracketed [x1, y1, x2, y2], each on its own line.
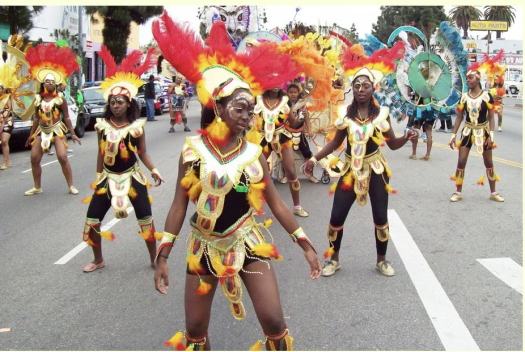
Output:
[0, 98, 522, 351]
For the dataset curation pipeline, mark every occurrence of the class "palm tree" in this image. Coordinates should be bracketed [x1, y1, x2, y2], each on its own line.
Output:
[483, 6, 516, 39]
[449, 6, 482, 39]
[0, 6, 44, 35]
[84, 6, 163, 65]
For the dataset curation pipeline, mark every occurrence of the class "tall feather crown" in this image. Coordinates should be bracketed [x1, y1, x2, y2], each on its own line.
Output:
[467, 49, 506, 86]
[152, 11, 301, 107]
[26, 43, 79, 84]
[98, 46, 158, 101]
[342, 41, 405, 85]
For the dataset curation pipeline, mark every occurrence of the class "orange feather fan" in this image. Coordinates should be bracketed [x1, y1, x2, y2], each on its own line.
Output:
[278, 40, 335, 112]
[342, 41, 405, 81]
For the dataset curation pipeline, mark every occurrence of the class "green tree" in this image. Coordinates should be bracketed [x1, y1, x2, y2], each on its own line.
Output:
[372, 6, 449, 44]
[84, 6, 163, 65]
[483, 6, 516, 39]
[449, 6, 482, 39]
[0, 6, 44, 35]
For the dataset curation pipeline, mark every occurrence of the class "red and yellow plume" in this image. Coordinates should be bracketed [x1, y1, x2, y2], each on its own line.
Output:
[26, 43, 79, 84]
[98, 45, 158, 101]
[468, 49, 506, 86]
[342, 41, 405, 84]
[278, 39, 335, 112]
[152, 11, 301, 108]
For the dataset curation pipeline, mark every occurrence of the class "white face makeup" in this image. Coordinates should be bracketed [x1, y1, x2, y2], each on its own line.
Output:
[353, 76, 373, 92]
[223, 91, 254, 134]
[109, 95, 129, 117]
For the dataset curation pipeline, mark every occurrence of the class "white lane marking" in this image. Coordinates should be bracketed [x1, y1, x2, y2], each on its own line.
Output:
[54, 207, 134, 265]
[477, 258, 523, 295]
[21, 155, 74, 173]
[388, 209, 480, 351]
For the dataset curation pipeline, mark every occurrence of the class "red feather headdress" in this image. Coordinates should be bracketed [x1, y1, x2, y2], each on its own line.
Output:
[98, 45, 158, 101]
[341, 41, 405, 86]
[152, 11, 301, 108]
[26, 43, 79, 84]
[467, 49, 506, 86]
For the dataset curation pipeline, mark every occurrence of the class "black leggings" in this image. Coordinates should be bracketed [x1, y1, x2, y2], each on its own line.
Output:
[86, 177, 152, 221]
[329, 171, 389, 255]
[297, 133, 313, 159]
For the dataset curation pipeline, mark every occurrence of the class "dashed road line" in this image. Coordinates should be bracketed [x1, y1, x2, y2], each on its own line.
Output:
[477, 258, 523, 295]
[388, 209, 480, 351]
[54, 207, 134, 265]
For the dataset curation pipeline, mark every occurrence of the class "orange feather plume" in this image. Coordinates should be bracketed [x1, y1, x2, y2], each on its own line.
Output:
[324, 246, 335, 260]
[100, 231, 115, 242]
[196, 279, 212, 295]
[329, 181, 338, 196]
[278, 40, 334, 112]
[164, 331, 185, 351]
[251, 243, 283, 261]
[186, 253, 205, 274]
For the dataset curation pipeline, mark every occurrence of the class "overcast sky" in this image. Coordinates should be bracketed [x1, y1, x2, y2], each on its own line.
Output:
[139, 6, 524, 45]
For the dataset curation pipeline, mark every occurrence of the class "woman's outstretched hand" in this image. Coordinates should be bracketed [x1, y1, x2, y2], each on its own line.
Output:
[303, 247, 322, 279]
[154, 259, 170, 294]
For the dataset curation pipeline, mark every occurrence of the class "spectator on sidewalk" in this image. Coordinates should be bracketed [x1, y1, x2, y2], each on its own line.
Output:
[145, 75, 157, 121]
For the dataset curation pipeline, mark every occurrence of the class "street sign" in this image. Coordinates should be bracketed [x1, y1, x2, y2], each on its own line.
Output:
[470, 20, 508, 31]
[85, 40, 93, 59]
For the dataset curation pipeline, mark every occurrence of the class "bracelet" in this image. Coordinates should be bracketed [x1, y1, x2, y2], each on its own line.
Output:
[489, 131, 494, 142]
[449, 133, 456, 142]
[289, 227, 317, 253]
[151, 168, 159, 175]
[289, 227, 307, 242]
[161, 231, 179, 242]
[309, 156, 318, 165]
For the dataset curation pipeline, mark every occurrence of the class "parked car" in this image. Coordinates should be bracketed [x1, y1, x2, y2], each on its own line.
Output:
[81, 87, 107, 129]
[10, 95, 86, 147]
[505, 76, 522, 95]
[136, 81, 168, 116]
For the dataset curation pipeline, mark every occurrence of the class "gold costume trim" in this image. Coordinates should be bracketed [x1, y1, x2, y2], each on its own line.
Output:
[187, 211, 267, 321]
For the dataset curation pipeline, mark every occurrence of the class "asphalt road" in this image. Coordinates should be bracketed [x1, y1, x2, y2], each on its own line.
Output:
[0, 97, 522, 351]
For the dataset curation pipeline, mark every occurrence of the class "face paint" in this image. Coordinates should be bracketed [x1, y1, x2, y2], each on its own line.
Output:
[110, 96, 127, 107]
[353, 77, 373, 92]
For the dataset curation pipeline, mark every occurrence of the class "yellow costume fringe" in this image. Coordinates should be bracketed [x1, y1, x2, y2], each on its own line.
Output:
[247, 181, 266, 214]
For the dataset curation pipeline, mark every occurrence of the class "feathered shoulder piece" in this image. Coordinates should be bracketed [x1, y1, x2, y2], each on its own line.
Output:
[152, 11, 301, 107]
[98, 45, 158, 101]
[342, 41, 405, 85]
[26, 43, 79, 84]
[468, 49, 505, 86]
[278, 36, 335, 112]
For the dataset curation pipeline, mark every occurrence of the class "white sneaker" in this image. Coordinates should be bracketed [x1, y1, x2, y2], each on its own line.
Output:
[376, 261, 395, 276]
[69, 186, 79, 195]
[292, 206, 308, 217]
[322, 260, 341, 277]
[25, 187, 43, 196]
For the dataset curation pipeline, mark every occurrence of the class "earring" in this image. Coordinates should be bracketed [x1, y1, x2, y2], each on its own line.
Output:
[216, 116, 222, 123]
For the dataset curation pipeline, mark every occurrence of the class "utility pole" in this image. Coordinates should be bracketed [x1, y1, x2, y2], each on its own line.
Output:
[487, 30, 490, 55]
[77, 6, 83, 91]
